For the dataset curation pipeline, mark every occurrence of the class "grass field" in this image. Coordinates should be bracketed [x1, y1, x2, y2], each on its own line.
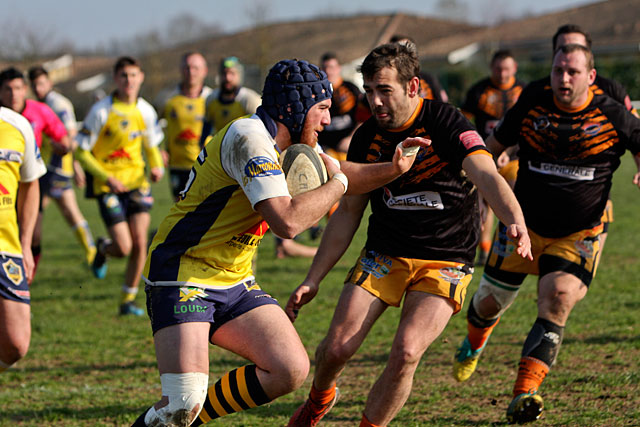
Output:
[0, 154, 638, 426]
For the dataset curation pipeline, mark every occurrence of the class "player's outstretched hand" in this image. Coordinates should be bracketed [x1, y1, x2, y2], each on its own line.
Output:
[632, 171, 640, 189]
[393, 137, 431, 174]
[285, 280, 320, 323]
[505, 224, 533, 261]
[150, 167, 164, 183]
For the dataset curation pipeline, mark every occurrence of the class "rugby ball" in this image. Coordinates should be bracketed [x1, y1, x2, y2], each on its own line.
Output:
[279, 144, 328, 197]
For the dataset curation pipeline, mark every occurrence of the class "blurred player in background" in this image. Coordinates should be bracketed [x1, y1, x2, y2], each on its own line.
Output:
[0, 67, 72, 276]
[461, 50, 525, 264]
[0, 106, 46, 373]
[318, 52, 363, 159]
[389, 34, 449, 103]
[200, 56, 261, 142]
[155, 52, 212, 201]
[27, 65, 97, 267]
[452, 44, 640, 423]
[286, 42, 531, 427]
[75, 56, 164, 316]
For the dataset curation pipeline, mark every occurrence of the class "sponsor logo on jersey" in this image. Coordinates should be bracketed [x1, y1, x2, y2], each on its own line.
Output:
[244, 156, 283, 179]
[533, 116, 550, 131]
[226, 220, 269, 250]
[0, 183, 9, 195]
[439, 267, 466, 284]
[575, 239, 594, 259]
[359, 250, 392, 279]
[0, 149, 23, 163]
[177, 129, 199, 142]
[106, 148, 132, 163]
[459, 130, 485, 150]
[382, 187, 444, 210]
[2, 258, 24, 286]
[528, 161, 595, 181]
[582, 122, 602, 136]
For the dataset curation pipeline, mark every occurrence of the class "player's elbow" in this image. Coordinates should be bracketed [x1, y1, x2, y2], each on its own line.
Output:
[269, 221, 302, 240]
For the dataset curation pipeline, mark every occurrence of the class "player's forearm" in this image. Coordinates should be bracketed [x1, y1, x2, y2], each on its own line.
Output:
[340, 161, 399, 195]
[144, 145, 165, 170]
[75, 148, 110, 181]
[480, 172, 526, 228]
[17, 180, 40, 250]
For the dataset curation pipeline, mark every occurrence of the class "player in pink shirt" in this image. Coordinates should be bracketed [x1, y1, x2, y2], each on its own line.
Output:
[0, 67, 71, 277]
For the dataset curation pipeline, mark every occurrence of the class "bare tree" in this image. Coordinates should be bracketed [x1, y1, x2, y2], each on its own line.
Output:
[166, 13, 221, 46]
[0, 17, 73, 60]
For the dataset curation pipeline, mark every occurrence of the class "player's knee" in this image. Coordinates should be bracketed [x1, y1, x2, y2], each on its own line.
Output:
[270, 356, 310, 396]
[110, 239, 132, 257]
[1, 339, 29, 366]
[389, 341, 425, 370]
[144, 373, 208, 427]
[318, 336, 357, 367]
[474, 275, 520, 318]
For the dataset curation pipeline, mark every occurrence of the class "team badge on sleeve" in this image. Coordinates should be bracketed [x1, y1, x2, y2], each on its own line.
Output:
[459, 130, 485, 150]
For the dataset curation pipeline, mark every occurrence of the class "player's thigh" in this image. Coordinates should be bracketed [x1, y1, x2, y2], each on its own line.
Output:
[127, 211, 151, 247]
[154, 322, 211, 374]
[108, 221, 132, 253]
[212, 304, 307, 371]
[324, 283, 387, 350]
[0, 298, 31, 356]
[394, 292, 454, 356]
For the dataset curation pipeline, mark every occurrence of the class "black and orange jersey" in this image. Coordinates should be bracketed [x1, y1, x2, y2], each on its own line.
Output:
[318, 79, 362, 150]
[419, 72, 447, 102]
[523, 75, 637, 115]
[494, 89, 640, 238]
[462, 76, 525, 139]
[348, 98, 489, 264]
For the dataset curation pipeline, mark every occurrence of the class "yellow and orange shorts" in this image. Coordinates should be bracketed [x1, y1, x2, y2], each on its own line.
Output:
[484, 223, 603, 287]
[345, 248, 473, 314]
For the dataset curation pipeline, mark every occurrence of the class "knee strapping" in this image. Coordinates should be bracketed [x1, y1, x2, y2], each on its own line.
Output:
[468, 295, 499, 328]
[522, 317, 564, 367]
[144, 372, 208, 427]
[474, 274, 521, 318]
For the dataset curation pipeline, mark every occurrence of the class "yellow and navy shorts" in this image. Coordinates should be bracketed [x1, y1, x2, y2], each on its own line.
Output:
[484, 222, 603, 287]
[344, 248, 473, 314]
[0, 256, 30, 304]
[40, 169, 73, 200]
[97, 188, 154, 227]
[145, 280, 279, 339]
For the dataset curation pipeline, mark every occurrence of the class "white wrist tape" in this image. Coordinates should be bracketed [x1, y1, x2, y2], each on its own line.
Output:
[397, 141, 420, 157]
[331, 172, 348, 194]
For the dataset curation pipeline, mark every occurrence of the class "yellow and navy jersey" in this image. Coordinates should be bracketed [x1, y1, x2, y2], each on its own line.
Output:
[0, 107, 46, 257]
[157, 85, 213, 170]
[202, 87, 261, 138]
[42, 90, 77, 176]
[348, 98, 489, 264]
[144, 113, 290, 289]
[462, 76, 525, 139]
[494, 88, 640, 238]
[76, 95, 163, 195]
[318, 79, 362, 150]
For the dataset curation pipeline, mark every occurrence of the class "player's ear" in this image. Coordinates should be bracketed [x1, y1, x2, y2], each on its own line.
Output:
[588, 68, 596, 85]
[408, 76, 420, 97]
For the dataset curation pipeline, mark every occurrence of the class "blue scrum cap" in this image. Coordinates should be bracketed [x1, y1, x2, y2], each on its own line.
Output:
[262, 59, 333, 141]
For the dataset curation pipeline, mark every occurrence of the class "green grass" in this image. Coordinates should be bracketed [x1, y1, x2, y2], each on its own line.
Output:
[1, 154, 638, 426]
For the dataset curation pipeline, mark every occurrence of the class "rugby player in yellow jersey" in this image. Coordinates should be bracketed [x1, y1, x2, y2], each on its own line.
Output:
[28, 65, 97, 267]
[0, 107, 46, 373]
[75, 57, 164, 316]
[131, 59, 428, 427]
[155, 52, 213, 201]
[286, 43, 531, 427]
[200, 56, 261, 141]
[452, 44, 640, 424]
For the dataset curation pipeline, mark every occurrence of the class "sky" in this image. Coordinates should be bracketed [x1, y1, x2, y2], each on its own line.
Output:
[2, 0, 600, 51]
